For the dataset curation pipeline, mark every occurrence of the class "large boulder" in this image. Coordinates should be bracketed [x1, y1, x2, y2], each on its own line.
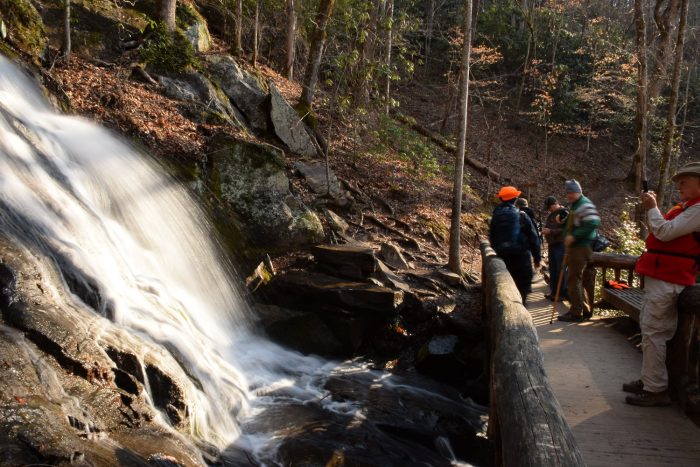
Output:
[204, 134, 324, 250]
[158, 72, 246, 128]
[311, 244, 376, 280]
[206, 55, 270, 132]
[262, 270, 403, 314]
[179, 3, 212, 52]
[269, 83, 318, 157]
[293, 161, 344, 199]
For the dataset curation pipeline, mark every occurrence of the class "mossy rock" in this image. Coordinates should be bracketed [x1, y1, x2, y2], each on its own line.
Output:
[203, 134, 325, 252]
[140, 23, 198, 73]
[0, 0, 46, 60]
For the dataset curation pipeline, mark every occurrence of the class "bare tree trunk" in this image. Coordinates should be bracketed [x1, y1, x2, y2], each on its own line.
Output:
[448, 0, 473, 274]
[285, 0, 296, 79]
[633, 0, 649, 235]
[425, 0, 435, 72]
[234, 0, 243, 56]
[354, 0, 381, 106]
[384, 0, 394, 115]
[62, 0, 71, 63]
[515, 6, 535, 112]
[657, 0, 688, 208]
[156, 0, 177, 32]
[648, 0, 682, 102]
[299, 0, 336, 110]
[253, 0, 260, 66]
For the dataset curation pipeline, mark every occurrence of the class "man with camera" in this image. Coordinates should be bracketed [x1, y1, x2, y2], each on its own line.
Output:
[625, 162, 700, 407]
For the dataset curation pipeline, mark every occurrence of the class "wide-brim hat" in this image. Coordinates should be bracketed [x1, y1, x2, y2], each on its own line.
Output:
[497, 186, 521, 201]
[671, 161, 700, 181]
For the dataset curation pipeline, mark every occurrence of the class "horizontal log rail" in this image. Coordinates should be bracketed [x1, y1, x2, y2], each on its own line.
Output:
[481, 240, 585, 466]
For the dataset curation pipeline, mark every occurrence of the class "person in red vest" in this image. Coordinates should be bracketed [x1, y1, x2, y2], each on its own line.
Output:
[624, 161, 700, 407]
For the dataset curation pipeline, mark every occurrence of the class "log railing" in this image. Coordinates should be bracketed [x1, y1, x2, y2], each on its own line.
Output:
[481, 241, 585, 466]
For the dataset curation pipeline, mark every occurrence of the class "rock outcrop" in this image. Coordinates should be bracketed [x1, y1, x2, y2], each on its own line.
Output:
[203, 134, 324, 250]
[158, 72, 246, 128]
[0, 238, 205, 466]
[206, 55, 270, 132]
[269, 83, 318, 157]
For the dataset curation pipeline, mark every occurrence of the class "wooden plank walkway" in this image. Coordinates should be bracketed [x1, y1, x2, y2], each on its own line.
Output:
[527, 279, 700, 467]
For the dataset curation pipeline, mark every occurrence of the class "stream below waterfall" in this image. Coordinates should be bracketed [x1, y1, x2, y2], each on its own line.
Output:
[0, 55, 488, 466]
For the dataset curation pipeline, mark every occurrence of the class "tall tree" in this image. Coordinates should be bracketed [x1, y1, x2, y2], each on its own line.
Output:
[299, 0, 336, 110]
[62, 0, 71, 63]
[425, 0, 435, 71]
[657, 0, 689, 208]
[354, 0, 381, 106]
[633, 0, 649, 234]
[156, 0, 177, 32]
[448, 0, 473, 274]
[234, 0, 243, 56]
[285, 0, 297, 79]
[253, 0, 260, 66]
[383, 0, 394, 115]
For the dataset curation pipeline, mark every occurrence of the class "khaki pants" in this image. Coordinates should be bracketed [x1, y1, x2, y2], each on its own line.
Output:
[566, 246, 592, 316]
[640, 276, 686, 392]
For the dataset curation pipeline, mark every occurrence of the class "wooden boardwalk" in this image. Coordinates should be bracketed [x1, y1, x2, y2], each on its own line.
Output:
[527, 279, 700, 467]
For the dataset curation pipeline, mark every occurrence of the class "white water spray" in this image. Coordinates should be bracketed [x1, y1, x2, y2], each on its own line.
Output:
[0, 55, 338, 450]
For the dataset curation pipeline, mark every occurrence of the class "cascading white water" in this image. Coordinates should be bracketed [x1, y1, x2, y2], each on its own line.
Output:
[0, 55, 338, 453]
[0, 55, 487, 466]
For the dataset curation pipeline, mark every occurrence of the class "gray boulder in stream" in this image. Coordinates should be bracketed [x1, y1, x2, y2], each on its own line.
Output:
[204, 134, 324, 250]
[206, 55, 270, 132]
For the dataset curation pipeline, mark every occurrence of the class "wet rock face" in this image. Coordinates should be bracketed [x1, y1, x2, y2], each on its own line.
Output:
[0, 239, 204, 466]
[204, 134, 325, 250]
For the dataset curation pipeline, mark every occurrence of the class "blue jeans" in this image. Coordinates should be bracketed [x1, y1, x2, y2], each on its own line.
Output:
[549, 243, 567, 298]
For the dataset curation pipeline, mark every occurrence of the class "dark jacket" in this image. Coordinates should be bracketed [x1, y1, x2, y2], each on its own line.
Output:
[544, 208, 568, 246]
[489, 200, 542, 263]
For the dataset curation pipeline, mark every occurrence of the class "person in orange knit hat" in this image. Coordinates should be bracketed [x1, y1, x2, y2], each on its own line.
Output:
[489, 186, 541, 304]
[624, 161, 700, 407]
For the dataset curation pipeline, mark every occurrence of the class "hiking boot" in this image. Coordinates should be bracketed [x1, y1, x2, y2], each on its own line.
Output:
[622, 379, 644, 394]
[557, 312, 583, 322]
[625, 390, 671, 407]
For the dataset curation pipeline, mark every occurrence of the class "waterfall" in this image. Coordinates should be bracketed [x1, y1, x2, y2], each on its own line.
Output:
[0, 55, 337, 452]
[0, 55, 487, 466]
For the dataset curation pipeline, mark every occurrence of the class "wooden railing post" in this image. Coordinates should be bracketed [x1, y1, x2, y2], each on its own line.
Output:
[669, 284, 700, 422]
[481, 241, 585, 466]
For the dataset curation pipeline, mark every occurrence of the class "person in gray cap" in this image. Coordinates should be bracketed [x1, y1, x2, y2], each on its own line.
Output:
[624, 161, 700, 407]
[558, 180, 600, 322]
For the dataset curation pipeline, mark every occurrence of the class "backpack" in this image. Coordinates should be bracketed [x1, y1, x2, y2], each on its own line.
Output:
[591, 231, 610, 252]
[490, 203, 523, 255]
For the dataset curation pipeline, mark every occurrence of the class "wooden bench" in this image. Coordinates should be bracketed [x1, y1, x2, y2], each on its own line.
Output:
[601, 287, 643, 322]
[585, 253, 643, 322]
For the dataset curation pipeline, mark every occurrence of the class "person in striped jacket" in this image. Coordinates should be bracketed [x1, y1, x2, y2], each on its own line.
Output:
[558, 179, 601, 322]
